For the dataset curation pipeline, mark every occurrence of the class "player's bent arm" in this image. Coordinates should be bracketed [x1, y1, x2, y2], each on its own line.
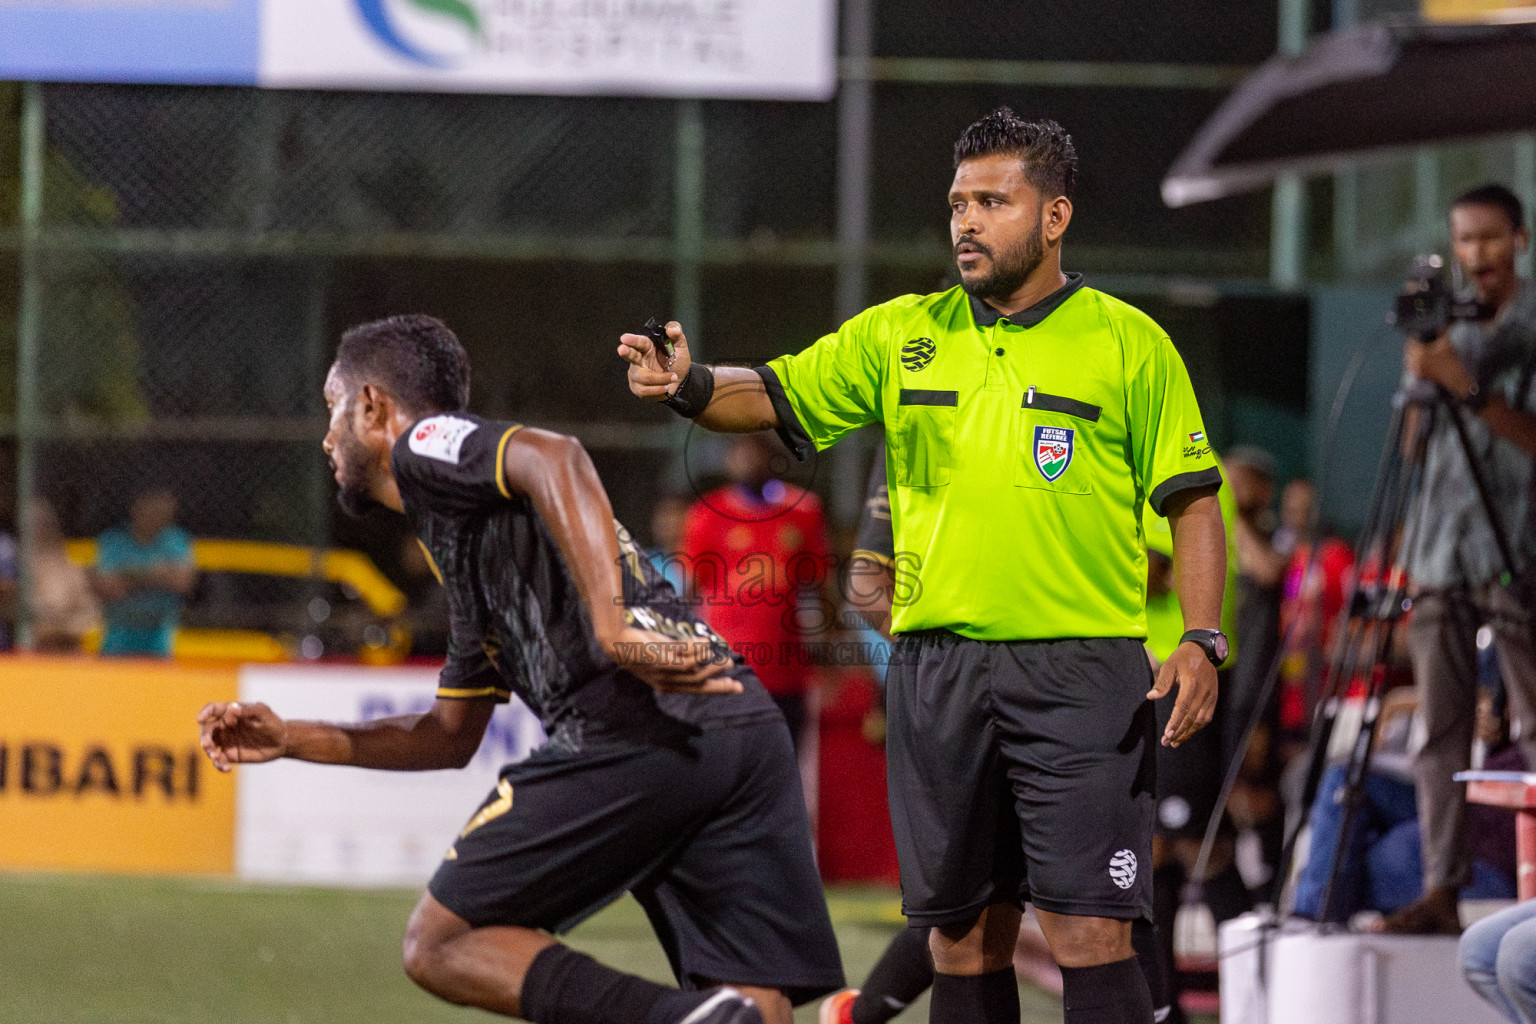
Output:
[499, 427, 628, 642]
[284, 697, 495, 770]
[197, 697, 494, 772]
[498, 427, 739, 693]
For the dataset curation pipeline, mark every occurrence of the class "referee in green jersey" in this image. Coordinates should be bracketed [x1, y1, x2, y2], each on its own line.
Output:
[619, 109, 1227, 1024]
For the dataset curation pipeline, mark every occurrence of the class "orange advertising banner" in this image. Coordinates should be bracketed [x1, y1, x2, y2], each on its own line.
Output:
[0, 656, 237, 874]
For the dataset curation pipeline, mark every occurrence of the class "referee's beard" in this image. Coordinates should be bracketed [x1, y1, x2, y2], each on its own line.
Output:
[956, 214, 1045, 304]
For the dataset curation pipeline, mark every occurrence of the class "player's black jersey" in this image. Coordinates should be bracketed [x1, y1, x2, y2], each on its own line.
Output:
[392, 412, 777, 754]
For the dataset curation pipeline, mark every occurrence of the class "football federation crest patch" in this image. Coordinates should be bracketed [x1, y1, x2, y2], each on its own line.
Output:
[1034, 425, 1075, 482]
[900, 337, 936, 371]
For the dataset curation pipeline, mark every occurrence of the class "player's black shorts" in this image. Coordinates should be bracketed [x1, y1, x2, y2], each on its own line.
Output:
[428, 719, 844, 1005]
[885, 631, 1157, 926]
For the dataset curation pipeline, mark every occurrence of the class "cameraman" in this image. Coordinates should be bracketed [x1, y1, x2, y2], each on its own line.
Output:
[1387, 183, 1536, 935]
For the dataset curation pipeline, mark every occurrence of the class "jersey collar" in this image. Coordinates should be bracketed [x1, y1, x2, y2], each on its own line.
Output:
[968, 272, 1085, 328]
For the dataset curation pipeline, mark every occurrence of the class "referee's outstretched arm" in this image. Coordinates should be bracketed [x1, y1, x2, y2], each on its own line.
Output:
[1152, 486, 1226, 748]
[618, 321, 778, 433]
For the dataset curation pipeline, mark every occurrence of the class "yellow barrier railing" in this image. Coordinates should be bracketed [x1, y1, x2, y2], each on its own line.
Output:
[64, 538, 407, 617]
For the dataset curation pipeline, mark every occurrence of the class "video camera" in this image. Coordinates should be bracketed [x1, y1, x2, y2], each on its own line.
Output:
[1388, 254, 1486, 342]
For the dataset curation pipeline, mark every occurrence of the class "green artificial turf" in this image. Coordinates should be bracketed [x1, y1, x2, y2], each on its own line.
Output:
[0, 872, 1207, 1024]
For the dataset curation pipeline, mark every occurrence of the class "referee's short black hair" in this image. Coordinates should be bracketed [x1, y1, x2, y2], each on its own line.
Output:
[954, 107, 1077, 201]
[1452, 183, 1527, 233]
[335, 314, 470, 416]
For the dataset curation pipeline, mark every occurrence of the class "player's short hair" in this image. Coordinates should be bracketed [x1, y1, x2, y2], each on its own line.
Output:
[954, 107, 1077, 201]
[1452, 183, 1526, 233]
[334, 314, 470, 416]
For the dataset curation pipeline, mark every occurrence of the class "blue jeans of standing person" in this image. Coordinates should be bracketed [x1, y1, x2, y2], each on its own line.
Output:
[1462, 900, 1536, 1024]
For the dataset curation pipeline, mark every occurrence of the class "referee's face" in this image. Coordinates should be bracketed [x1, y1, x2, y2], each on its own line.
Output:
[950, 154, 1048, 304]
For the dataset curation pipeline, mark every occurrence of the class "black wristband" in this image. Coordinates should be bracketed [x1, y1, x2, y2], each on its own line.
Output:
[661, 364, 715, 419]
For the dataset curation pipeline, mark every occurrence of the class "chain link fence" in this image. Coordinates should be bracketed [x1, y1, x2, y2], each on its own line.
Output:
[2, 0, 1524, 653]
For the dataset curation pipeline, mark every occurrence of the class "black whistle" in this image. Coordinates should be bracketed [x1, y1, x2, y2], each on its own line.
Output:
[643, 316, 675, 371]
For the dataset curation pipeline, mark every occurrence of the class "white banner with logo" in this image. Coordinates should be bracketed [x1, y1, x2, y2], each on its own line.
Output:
[235, 663, 545, 887]
[261, 0, 836, 99]
[0, 0, 836, 99]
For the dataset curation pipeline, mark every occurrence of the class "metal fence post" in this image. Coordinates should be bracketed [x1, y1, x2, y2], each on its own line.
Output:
[15, 81, 43, 649]
[831, 0, 877, 528]
[673, 98, 705, 356]
[1270, 0, 1309, 290]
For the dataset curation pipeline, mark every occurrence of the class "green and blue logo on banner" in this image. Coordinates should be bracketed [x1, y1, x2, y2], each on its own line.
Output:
[353, 0, 485, 68]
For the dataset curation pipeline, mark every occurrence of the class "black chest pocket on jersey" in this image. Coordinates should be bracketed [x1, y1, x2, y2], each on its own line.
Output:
[1016, 391, 1100, 494]
[893, 389, 957, 488]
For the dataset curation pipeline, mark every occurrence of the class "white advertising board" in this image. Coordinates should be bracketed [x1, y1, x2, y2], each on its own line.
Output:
[261, 0, 837, 99]
[0, 0, 837, 100]
[235, 663, 544, 887]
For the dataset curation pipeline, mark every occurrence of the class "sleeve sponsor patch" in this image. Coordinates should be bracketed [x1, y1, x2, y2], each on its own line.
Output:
[409, 415, 479, 465]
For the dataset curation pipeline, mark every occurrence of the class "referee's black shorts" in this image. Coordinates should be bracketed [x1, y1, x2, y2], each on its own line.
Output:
[428, 718, 844, 1005]
[885, 631, 1157, 926]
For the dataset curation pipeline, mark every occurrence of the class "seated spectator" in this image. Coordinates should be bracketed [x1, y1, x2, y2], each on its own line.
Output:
[27, 497, 100, 653]
[93, 488, 196, 657]
[1462, 899, 1536, 1024]
[1293, 689, 1518, 923]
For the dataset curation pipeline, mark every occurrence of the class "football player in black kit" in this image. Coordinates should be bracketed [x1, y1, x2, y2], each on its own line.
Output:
[197, 315, 843, 1024]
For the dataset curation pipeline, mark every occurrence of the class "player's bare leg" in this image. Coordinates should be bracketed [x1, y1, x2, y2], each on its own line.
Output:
[403, 893, 765, 1023]
[402, 892, 555, 1016]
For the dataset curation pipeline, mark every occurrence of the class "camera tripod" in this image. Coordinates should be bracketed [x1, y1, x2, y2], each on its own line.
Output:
[1281, 368, 1525, 927]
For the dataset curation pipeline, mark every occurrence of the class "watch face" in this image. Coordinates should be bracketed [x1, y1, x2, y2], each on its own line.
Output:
[1212, 633, 1230, 662]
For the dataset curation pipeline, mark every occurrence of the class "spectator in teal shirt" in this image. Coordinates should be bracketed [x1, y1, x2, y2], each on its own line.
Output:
[94, 489, 197, 656]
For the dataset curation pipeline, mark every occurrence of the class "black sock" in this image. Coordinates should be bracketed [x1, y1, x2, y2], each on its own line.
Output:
[928, 967, 1018, 1024]
[1151, 863, 1184, 1016]
[1060, 957, 1155, 1024]
[520, 943, 707, 1024]
[852, 927, 934, 1024]
[1130, 919, 1173, 1023]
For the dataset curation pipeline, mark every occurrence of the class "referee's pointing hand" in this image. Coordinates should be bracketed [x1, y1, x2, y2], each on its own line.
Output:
[618, 321, 692, 401]
[1148, 643, 1218, 748]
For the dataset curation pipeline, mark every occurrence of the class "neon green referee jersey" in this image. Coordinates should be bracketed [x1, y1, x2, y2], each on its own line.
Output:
[758, 274, 1222, 641]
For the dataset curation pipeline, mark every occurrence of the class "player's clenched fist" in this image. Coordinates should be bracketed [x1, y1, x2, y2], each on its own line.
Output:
[197, 700, 287, 772]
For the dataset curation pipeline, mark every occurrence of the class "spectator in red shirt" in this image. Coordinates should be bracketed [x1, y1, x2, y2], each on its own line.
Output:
[681, 432, 832, 749]
[1276, 478, 1355, 744]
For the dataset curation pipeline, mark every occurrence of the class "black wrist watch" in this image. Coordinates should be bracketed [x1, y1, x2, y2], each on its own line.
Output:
[1180, 628, 1229, 666]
